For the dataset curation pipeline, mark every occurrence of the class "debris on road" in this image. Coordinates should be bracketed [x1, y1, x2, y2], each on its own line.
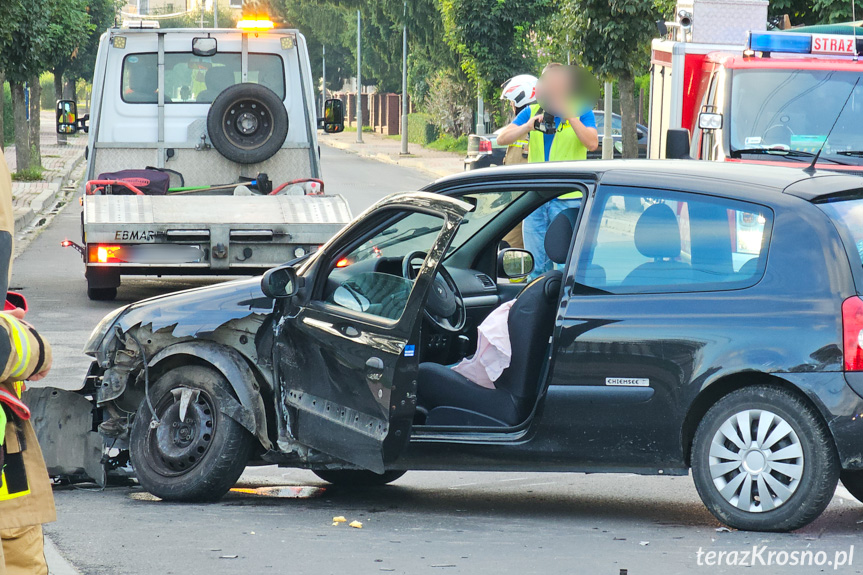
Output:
[349, 521, 363, 529]
[333, 516, 347, 523]
[219, 555, 238, 559]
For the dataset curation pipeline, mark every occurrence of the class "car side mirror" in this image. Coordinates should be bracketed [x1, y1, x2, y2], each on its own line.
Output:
[261, 265, 301, 299]
[498, 248, 534, 279]
[56, 99, 79, 135]
[319, 98, 345, 133]
[665, 128, 691, 159]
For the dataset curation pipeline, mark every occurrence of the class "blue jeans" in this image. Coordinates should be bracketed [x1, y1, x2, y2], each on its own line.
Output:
[523, 198, 581, 279]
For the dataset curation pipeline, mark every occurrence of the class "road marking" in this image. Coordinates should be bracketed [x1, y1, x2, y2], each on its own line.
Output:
[45, 536, 81, 575]
[448, 482, 478, 489]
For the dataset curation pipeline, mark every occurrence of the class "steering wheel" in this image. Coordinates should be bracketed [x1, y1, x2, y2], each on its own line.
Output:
[402, 251, 466, 333]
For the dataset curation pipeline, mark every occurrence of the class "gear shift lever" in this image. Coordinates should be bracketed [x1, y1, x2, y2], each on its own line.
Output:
[456, 334, 471, 358]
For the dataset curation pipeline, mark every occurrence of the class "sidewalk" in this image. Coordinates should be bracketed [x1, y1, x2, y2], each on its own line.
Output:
[321, 129, 464, 179]
[3, 110, 87, 233]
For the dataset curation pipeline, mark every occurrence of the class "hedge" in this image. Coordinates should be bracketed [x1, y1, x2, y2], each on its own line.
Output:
[407, 113, 438, 146]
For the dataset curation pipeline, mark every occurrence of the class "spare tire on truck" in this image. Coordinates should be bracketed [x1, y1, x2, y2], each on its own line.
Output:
[207, 83, 288, 164]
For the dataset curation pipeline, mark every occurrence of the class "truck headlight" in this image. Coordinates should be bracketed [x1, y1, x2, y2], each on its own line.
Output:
[83, 305, 128, 356]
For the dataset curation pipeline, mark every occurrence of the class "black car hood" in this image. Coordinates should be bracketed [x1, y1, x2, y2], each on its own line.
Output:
[117, 277, 274, 338]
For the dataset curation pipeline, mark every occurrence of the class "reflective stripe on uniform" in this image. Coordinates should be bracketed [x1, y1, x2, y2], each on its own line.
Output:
[5, 317, 30, 380]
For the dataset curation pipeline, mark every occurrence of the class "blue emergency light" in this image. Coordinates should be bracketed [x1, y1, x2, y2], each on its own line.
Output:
[748, 32, 812, 54]
[748, 31, 863, 57]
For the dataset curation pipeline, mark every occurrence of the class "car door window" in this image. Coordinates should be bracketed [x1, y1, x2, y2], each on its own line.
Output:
[322, 210, 446, 322]
[575, 186, 773, 294]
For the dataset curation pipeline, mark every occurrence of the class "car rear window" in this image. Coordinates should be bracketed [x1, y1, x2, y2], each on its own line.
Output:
[817, 198, 863, 266]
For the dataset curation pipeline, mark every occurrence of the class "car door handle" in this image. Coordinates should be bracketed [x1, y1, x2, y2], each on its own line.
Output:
[366, 357, 384, 371]
[340, 325, 360, 337]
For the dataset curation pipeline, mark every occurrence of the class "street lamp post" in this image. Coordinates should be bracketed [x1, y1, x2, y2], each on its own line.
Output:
[400, 0, 409, 155]
[356, 10, 363, 144]
[602, 81, 613, 160]
[322, 45, 326, 115]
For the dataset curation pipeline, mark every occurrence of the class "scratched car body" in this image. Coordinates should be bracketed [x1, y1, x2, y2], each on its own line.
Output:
[63, 160, 863, 532]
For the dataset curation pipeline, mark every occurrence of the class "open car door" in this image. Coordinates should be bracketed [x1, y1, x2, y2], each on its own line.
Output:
[275, 192, 473, 473]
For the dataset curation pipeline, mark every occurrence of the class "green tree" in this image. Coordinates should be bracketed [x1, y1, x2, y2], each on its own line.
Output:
[0, 0, 51, 172]
[36, 0, 93, 154]
[63, 0, 121, 100]
[769, 0, 861, 26]
[439, 0, 555, 99]
[560, 0, 659, 158]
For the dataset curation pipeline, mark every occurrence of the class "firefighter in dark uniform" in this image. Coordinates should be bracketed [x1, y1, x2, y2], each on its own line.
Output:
[0, 156, 55, 575]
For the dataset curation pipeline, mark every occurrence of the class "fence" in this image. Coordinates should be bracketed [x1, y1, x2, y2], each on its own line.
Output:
[331, 92, 415, 135]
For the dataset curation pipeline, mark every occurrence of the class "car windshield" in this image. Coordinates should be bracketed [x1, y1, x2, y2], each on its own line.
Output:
[351, 190, 524, 261]
[729, 69, 863, 164]
[816, 197, 863, 266]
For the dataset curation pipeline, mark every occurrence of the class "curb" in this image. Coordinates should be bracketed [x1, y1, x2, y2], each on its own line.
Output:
[13, 152, 85, 235]
[44, 536, 82, 575]
[321, 138, 460, 180]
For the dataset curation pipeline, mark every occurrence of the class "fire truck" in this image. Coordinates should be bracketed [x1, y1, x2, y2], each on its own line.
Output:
[649, 1, 863, 173]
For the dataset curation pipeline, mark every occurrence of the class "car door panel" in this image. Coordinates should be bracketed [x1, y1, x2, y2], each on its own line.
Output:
[275, 193, 472, 473]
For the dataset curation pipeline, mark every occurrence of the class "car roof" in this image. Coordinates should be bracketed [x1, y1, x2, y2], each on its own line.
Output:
[425, 160, 863, 203]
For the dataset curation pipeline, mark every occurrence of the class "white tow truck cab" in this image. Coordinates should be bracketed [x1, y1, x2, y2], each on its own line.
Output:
[57, 20, 350, 300]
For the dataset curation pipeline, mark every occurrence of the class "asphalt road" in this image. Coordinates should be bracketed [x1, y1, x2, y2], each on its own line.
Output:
[12, 145, 863, 575]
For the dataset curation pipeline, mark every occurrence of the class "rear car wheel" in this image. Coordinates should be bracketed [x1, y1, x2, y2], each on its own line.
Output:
[313, 470, 406, 487]
[840, 471, 863, 504]
[691, 385, 839, 532]
[130, 365, 254, 502]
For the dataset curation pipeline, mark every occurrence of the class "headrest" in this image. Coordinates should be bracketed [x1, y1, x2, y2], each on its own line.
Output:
[545, 207, 580, 265]
[634, 203, 681, 259]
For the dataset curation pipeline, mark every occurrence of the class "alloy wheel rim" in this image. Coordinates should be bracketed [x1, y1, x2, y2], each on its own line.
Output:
[708, 409, 804, 513]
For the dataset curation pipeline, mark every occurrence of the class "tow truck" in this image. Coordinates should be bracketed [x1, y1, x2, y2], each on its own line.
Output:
[649, 1, 863, 173]
[57, 18, 351, 300]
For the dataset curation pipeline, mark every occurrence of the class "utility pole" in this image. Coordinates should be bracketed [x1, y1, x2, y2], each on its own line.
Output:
[356, 10, 363, 144]
[322, 45, 326, 115]
[602, 81, 614, 160]
[476, 86, 485, 135]
[400, 0, 409, 155]
[213, 0, 218, 28]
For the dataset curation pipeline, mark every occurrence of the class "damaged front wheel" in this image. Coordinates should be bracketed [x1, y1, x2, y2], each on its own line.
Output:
[130, 365, 254, 502]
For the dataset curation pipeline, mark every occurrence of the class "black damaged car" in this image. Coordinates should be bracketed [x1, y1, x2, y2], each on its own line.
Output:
[60, 160, 863, 532]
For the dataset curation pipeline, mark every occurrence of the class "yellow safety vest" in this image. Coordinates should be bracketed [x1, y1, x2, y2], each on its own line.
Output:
[527, 105, 586, 199]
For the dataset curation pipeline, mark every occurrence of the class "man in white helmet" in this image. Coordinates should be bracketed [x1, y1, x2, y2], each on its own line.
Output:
[497, 64, 598, 277]
[499, 74, 537, 167]
[498, 75, 538, 250]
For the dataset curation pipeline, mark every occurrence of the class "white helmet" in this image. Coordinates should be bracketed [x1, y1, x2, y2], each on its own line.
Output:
[500, 74, 538, 109]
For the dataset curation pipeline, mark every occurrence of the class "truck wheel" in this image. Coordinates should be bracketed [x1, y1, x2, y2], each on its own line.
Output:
[313, 470, 406, 487]
[691, 385, 839, 532]
[87, 287, 117, 301]
[130, 365, 255, 502]
[840, 471, 863, 504]
[207, 83, 288, 164]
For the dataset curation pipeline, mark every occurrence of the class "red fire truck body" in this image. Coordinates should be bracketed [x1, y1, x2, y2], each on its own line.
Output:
[650, 28, 863, 173]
